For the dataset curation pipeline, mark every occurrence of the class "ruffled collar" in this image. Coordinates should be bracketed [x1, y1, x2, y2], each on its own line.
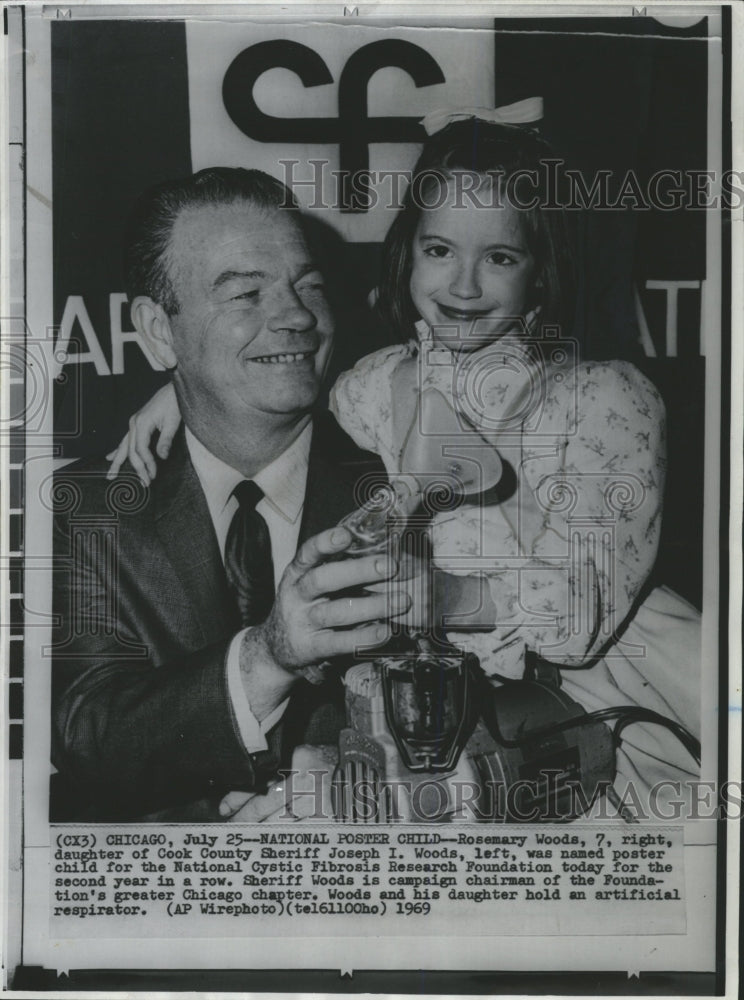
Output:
[412, 319, 540, 368]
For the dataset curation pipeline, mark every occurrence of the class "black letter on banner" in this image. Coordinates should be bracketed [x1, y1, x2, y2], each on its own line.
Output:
[223, 40, 336, 142]
[338, 40, 445, 212]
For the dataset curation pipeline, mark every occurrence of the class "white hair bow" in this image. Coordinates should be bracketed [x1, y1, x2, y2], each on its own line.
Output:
[420, 97, 543, 137]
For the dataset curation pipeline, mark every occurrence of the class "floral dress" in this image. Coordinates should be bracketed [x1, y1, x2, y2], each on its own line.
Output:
[330, 331, 700, 801]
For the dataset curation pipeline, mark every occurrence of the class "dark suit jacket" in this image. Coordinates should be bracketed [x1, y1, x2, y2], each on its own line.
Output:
[51, 411, 385, 822]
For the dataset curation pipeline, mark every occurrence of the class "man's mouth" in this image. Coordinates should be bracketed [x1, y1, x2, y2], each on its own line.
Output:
[248, 350, 315, 365]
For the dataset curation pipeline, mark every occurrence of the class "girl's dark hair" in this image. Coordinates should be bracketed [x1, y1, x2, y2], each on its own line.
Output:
[378, 120, 576, 342]
[124, 167, 300, 316]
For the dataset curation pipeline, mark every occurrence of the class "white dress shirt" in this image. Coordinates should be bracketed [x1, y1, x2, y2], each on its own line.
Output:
[185, 424, 312, 752]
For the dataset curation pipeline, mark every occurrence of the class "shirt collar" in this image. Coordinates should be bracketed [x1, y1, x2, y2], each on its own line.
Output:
[253, 423, 312, 524]
[185, 422, 312, 526]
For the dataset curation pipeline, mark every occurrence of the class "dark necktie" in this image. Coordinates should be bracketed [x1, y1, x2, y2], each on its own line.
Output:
[224, 480, 275, 627]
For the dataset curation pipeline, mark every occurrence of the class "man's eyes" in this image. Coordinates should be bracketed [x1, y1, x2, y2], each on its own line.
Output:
[225, 276, 326, 302]
[297, 274, 326, 292]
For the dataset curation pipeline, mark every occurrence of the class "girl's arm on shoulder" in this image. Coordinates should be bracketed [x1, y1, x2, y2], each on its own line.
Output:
[106, 382, 181, 484]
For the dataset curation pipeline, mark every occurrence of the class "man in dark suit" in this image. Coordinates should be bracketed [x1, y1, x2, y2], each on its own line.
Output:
[51, 168, 397, 822]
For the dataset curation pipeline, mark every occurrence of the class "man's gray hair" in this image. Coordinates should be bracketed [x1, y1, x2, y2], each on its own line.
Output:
[124, 167, 300, 315]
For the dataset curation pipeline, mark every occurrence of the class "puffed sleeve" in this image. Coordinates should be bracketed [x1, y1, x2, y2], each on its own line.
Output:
[433, 361, 666, 671]
[329, 343, 414, 477]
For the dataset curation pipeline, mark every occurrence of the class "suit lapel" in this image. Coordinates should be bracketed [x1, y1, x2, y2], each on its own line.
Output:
[153, 430, 238, 643]
[300, 411, 385, 544]
[151, 414, 383, 642]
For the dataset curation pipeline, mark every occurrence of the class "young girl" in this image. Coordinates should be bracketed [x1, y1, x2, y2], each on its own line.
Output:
[109, 119, 700, 803]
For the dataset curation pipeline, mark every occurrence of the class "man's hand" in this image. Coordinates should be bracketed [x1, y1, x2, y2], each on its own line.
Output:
[219, 745, 337, 823]
[239, 525, 409, 719]
[362, 547, 427, 630]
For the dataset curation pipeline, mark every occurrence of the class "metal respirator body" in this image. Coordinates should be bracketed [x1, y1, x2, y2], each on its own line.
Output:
[331, 491, 616, 823]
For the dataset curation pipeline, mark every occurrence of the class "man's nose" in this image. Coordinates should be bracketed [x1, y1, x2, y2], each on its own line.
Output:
[449, 262, 482, 300]
[267, 285, 317, 333]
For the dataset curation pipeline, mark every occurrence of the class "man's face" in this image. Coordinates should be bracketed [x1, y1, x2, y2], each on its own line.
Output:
[165, 199, 334, 423]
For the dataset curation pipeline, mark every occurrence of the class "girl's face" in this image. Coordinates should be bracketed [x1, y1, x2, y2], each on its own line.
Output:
[409, 178, 536, 349]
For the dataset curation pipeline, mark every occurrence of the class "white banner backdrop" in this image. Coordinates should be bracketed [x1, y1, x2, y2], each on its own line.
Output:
[187, 19, 495, 243]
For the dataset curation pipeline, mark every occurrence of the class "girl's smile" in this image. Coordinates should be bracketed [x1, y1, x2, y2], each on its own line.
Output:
[435, 303, 492, 320]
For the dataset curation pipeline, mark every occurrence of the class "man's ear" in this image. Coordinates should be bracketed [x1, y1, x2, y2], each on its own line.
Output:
[130, 297, 178, 369]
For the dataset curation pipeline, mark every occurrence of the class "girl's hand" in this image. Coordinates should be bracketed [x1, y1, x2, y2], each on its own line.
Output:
[106, 383, 181, 484]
